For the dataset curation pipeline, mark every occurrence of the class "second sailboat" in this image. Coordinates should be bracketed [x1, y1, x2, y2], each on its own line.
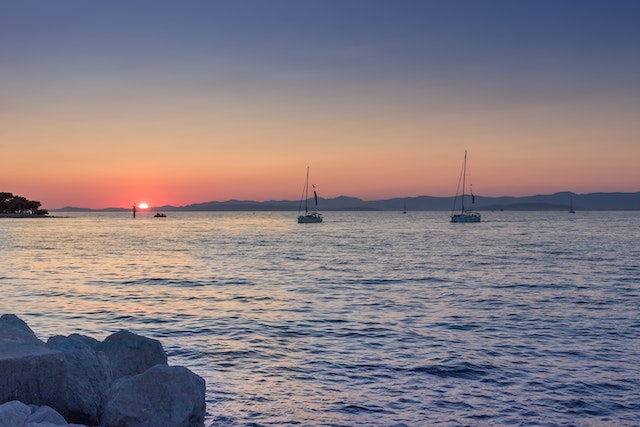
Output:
[450, 150, 481, 223]
[298, 166, 323, 223]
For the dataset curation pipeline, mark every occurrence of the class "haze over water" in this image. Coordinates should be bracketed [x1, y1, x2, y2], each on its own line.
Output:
[1, 211, 638, 426]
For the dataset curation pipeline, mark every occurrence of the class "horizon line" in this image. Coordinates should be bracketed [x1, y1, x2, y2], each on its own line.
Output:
[50, 190, 639, 211]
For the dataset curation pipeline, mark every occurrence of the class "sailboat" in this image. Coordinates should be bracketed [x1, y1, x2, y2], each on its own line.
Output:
[450, 150, 481, 223]
[297, 166, 323, 223]
[569, 196, 575, 214]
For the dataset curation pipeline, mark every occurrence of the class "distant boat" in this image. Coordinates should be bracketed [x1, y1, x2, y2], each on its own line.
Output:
[154, 213, 166, 218]
[450, 150, 481, 223]
[569, 196, 575, 214]
[297, 166, 323, 223]
[402, 200, 407, 214]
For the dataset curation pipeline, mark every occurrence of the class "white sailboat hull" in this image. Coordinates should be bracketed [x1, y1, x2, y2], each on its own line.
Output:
[298, 212, 323, 223]
[451, 212, 481, 223]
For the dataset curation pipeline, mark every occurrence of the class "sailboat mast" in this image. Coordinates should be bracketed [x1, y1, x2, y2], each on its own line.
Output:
[461, 150, 467, 212]
[304, 166, 310, 214]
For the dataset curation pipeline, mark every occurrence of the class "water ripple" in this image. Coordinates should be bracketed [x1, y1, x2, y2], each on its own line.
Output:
[1, 211, 638, 426]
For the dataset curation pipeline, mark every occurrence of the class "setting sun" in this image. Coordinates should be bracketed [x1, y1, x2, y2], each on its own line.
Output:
[138, 202, 149, 209]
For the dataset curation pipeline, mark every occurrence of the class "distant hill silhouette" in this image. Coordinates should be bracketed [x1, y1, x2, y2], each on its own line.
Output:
[55, 192, 639, 212]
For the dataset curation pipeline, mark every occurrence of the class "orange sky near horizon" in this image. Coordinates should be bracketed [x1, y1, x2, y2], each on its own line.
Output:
[2, 2, 639, 210]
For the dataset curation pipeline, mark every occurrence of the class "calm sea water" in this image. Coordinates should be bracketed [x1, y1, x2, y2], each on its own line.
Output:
[1, 211, 639, 426]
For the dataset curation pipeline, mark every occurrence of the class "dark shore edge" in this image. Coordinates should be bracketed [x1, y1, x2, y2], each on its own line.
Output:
[0, 213, 55, 218]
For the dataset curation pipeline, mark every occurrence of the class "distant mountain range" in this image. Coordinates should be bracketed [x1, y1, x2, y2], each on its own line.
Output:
[56, 192, 639, 212]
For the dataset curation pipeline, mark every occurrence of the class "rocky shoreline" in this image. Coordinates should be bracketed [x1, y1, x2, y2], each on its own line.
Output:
[0, 314, 206, 427]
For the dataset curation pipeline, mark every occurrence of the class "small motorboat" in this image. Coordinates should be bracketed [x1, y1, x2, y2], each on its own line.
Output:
[154, 213, 167, 218]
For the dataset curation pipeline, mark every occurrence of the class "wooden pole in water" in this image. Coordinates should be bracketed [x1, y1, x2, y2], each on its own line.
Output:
[133, 204, 136, 218]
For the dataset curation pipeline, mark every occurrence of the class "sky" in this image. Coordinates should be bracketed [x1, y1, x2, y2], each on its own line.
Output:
[1, 0, 639, 209]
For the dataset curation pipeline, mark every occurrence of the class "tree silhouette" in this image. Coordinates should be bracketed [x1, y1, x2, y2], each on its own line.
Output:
[0, 192, 48, 215]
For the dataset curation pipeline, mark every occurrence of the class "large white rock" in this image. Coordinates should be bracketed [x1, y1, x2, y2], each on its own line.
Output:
[0, 315, 67, 410]
[1, 316, 205, 427]
[46, 334, 112, 425]
[0, 314, 42, 345]
[26, 404, 68, 424]
[0, 400, 90, 427]
[102, 364, 206, 427]
[98, 330, 167, 380]
[0, 400, 31, 427]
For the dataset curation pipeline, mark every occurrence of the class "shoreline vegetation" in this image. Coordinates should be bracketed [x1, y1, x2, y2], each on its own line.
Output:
[0, 192, 48, 216]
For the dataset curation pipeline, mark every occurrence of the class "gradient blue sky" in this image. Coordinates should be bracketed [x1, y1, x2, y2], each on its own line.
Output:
[2, 0, 639, 208]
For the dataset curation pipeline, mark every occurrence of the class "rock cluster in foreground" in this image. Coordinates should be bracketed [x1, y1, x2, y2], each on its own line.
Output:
[0, 314, 205, 427]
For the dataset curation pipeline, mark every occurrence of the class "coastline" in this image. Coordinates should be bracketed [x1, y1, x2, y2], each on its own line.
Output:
[0, 213, 52, 218]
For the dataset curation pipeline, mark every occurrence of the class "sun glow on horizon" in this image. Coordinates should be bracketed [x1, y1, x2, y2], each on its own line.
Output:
[138, 202, 149, 209]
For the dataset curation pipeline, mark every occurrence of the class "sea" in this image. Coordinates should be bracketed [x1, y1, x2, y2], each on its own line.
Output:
[1, 210, 638, 427]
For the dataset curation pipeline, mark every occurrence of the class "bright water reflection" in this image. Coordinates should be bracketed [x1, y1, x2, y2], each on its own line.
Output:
[1, 211, 639, 426]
